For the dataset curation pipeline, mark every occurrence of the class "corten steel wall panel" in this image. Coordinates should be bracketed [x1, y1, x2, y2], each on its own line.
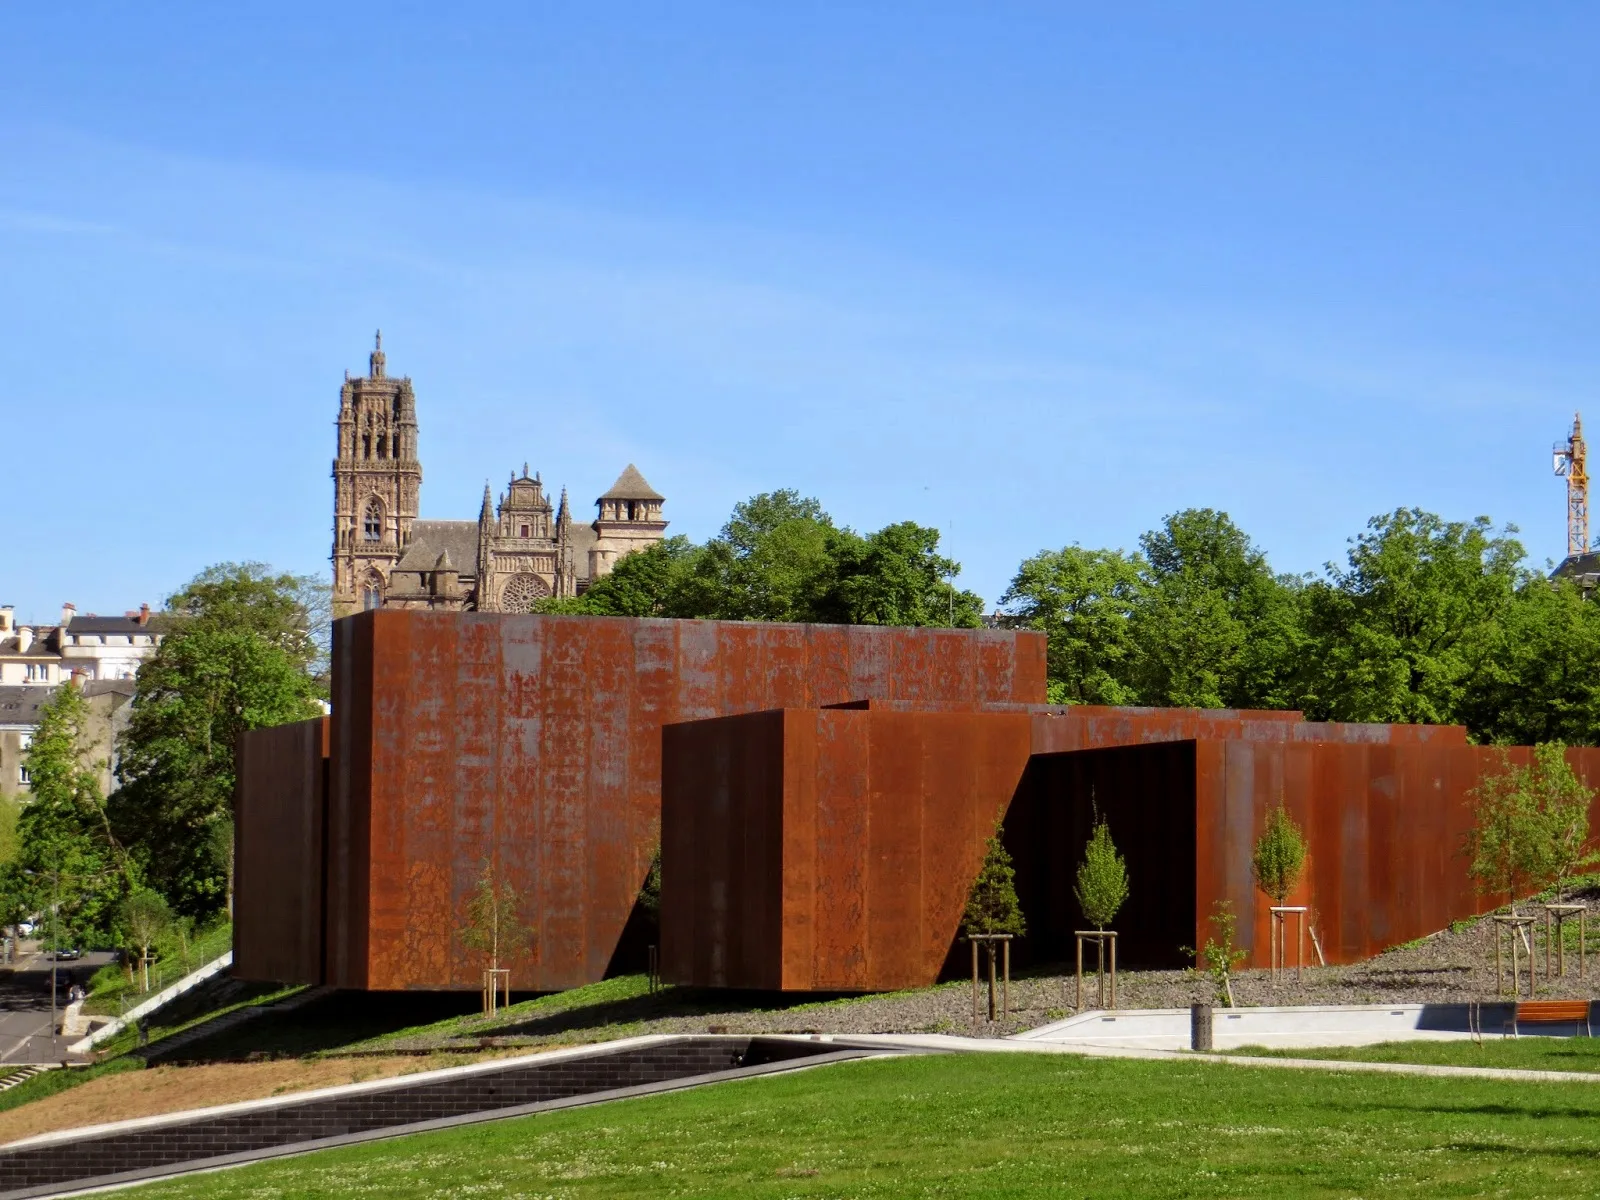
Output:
[327, 612, 375, 988]
[796, 711, 870, 989]
[663, 708, 1031, 991]
[660, 712, 785, 989]
[1189, 740, 1600, 969]
[233, 717, 328, 984]
[332, 611, 1045, 991]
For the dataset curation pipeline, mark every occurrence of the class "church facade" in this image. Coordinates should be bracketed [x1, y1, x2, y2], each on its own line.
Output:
[331, 336, 667, 616]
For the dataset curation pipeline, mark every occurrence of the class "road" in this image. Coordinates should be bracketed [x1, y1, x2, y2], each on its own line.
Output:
[0, 951, 116, 1064]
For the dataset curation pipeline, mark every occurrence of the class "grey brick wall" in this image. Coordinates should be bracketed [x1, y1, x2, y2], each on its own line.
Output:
[0, 1037, 828, 1195]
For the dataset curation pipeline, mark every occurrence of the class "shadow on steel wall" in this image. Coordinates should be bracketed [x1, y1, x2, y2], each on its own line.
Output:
[988, 741, 1199, 973]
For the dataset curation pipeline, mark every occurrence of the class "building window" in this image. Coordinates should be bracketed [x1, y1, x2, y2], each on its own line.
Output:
[17, 766, 28, 787]
[520, 524, 530, 538]
[364, 500, 383, 542]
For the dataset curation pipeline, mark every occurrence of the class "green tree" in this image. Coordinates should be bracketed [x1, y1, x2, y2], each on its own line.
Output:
[110, 565, 324, 917]
[542, 492, 983, 629]
[122, 887, 171, 992]
[638, 843, 662, 923]
[1074, 819, 1129, 930]
[14, 685, 125, 946]
[1188, 900, 1249, 1008]
[1301, 510, 1522, 726]
[962, 829, 1026, 938]
[690, 491, 845, 621]
[1130, 509, 1305, 709]
[999, 546, 1145, 704]
[460, 861, 534, 1010]
[536, 537, 703, 618]
[1458, 575, 1600, 746]
[1465, 744, 1596, 910]
[0, 794, 22, 867]
[167, 562, 328, 685]
[1251, 805, 1309, 905]
[828, 521, 983, 628]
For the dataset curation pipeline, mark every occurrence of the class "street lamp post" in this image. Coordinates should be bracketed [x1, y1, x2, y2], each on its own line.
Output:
[23, 868, 64, 1051]
[48, 869, 59, 1045]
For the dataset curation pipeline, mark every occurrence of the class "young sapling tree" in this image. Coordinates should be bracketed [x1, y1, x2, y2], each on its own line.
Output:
[1074, 818, 1129, 931]
[1251, 804, 1307, 905]
[962, 828, 1026, 939]
[122, 887, 171, 993]
[1466, 745, 1596, 912]
[962, 827, 1025, 1018]
[1186, 900, 1249, 1008]
[460, 861, 534, 1014]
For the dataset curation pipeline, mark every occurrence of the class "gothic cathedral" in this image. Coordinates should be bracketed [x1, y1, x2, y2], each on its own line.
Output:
[331, 335, 667, 616]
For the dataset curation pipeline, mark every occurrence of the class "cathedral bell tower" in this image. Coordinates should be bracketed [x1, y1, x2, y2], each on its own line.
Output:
[332, 332, 422, 616]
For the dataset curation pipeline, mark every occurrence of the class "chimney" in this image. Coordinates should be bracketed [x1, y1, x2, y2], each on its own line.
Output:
[60, 603, 75, 627]
[139, 603, 150, 626]
[17, 627, 32, 654]
[0, 607, 11, 635]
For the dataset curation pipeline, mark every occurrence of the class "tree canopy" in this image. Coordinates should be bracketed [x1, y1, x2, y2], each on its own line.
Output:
[1002, 505, 1600, 745]
[540, 490, 982, 627]
[109, 563, 325, 918]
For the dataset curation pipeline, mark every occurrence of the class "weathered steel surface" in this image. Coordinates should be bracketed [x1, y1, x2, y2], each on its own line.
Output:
[1195, 740, 1600, 967]
[234, 717, 328, 985]
[325, 611, 1046, 991]
[662, 708, 1033, 991]
[1029, 707, 1468, 755]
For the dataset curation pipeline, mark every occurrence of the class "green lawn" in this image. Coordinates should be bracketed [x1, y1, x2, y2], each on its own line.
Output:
[1229, 1036, 1600, 1073]
[127, 1050, 1600, 1198]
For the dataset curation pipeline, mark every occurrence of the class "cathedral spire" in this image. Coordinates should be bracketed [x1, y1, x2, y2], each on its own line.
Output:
[370, 330, 386, 378]
[479, 481, 493, 522]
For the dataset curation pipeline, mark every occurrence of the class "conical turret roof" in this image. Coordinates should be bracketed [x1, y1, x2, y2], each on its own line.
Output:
[598, 464, 664, 502]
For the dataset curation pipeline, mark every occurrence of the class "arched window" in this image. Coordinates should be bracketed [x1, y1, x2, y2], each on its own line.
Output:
[363, 500, 383, 542]
[377, 434, 388, 459]
[361, 583, 383, 611]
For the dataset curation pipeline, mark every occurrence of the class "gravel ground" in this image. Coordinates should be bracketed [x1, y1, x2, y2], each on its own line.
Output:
[359, 891, 1600, 1053]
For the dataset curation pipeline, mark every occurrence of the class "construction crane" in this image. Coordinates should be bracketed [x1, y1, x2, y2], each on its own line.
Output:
[1554, 413, 1590, 558]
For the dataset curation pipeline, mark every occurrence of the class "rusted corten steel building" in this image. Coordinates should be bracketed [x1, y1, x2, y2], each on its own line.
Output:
[233, 610, 1047, 991]
[662, 703, 1600, 989]
[236, 608, 1600, 995]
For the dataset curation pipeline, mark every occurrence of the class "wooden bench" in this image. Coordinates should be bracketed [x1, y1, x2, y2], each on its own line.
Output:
[1507, 1000, 1592, 1038]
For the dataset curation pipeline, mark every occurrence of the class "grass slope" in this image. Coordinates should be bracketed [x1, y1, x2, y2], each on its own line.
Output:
[129, 1051, 1600, 1199]
[1230, 1036, 1600, 1073]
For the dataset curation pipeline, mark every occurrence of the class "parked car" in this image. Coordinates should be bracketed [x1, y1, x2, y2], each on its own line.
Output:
[49, 948, 81, 961]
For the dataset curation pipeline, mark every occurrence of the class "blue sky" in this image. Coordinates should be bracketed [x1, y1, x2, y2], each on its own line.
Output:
[3, 5, 1596, 622]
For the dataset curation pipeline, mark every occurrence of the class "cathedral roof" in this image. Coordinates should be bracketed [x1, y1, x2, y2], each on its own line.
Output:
[397, 521, 480, 576]
[599, 464, 664, 502]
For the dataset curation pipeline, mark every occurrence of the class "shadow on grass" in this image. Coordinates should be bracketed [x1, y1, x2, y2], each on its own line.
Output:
[1445, 1143, 1600, 1159]
[1337, 1101, 1600, 1121]
[156, 990, 485, 1061]
[482, 986, 869, 1041]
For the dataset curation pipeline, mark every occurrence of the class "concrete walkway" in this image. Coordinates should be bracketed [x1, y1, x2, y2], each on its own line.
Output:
[1010, 1002, 1535, 1051]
